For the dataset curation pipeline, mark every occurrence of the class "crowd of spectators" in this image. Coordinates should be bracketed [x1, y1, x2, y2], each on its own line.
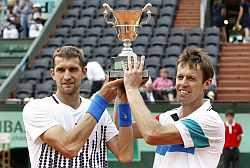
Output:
[212, 0, 250, 43]
[0, 0, 45, 39]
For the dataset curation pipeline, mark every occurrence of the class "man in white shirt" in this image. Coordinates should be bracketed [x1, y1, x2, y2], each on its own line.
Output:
[122, 47, 225, 168]
[86, 61, 106, 95]
[23, 45, 133, 168]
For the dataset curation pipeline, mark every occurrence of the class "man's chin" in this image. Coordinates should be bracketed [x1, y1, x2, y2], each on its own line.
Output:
[62, 88, 76, 95]
[176, 96, 189, 104]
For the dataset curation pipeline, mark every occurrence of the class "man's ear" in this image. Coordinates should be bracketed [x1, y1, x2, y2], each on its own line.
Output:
[203, 78, 212, 90]
[81, 67, 87, 79]
[50, 68, 55, 80]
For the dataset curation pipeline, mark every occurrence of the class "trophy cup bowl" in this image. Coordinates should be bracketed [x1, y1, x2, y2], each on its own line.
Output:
[103, 3, 152, 79]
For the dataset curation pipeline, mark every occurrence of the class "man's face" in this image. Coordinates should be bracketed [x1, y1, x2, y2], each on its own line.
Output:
[175, 63, 211, 106]
[160, 69, 169, 79]
[51, 57, 86, 96]
[226, 114, 234, 124]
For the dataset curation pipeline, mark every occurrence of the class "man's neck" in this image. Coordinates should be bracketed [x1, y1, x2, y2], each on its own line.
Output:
[227, 120, 235, 126]
[181, 99, 204, 118]
[56, 92, 81, 109]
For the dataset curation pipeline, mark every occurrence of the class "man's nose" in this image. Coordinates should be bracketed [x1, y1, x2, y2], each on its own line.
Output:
[63, 70, 71, 79]
[180, 77, 188, 86]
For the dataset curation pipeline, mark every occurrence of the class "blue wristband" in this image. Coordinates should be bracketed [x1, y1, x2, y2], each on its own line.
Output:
[118, 104, 132, 127]
[87, 94, 108, 122]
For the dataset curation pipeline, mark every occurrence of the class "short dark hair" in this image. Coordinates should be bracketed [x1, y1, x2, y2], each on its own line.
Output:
[225, 111, 235, 117]
[176, 47, 214, 83]
[51, 45, 86, 69]
[160, 67, 169, 73]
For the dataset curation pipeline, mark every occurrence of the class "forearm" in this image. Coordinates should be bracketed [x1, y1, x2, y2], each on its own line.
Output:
[115, 101, 134, 161]
[117, 127, 133, 161]
[44, 113, 97, 158]
[65, 113, 97, 153]
[126, 88, 159, 140]
[64, 94, 109, 153]
[132, 122, 142, 138]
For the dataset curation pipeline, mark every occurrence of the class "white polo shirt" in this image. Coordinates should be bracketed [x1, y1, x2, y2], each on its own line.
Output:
[23, 95, 118, 168]
[153, 100, 225, 168]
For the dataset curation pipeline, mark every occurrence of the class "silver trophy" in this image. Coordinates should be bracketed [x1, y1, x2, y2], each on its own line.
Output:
[103, 3, 152, 78]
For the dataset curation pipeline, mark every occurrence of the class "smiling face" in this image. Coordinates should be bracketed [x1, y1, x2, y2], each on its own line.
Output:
[175, 48, 214, 107]
[176, 63, 211, 107]
[51, 56, 86, 96]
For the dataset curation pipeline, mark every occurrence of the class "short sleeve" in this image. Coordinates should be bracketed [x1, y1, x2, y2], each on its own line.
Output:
[174, 113, 225, 149]
[22, 100, 60, 142]
[101, 110, 119, 142]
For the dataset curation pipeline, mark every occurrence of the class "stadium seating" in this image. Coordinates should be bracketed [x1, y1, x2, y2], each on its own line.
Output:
[80, 79, 93, 98]
[14, 0, 220, 99]
[34, 82, 53, 98]
[145, 57, 161, 68]
[16, 83, 33, 99]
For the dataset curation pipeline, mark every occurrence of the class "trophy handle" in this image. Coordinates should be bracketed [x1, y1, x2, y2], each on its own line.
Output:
[140, 3, 152, 26]
[103, 3, 115, 26]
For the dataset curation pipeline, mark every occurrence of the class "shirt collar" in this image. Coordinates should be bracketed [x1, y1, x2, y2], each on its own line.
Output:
[178, 99, 212, 118]
[225, 120, 236, 127]
[52, 94, 83, 110]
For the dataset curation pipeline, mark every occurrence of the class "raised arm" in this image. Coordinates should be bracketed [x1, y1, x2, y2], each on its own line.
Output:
[123, 55, 183, 145]
[108, 85, 133, 163]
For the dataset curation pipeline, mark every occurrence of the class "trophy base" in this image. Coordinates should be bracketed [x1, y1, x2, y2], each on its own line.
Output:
[107, 69, 149, 79]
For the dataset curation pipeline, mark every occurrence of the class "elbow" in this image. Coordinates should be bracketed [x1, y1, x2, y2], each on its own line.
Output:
[144, 130, 182, 146]
[62, 149, 78, 159]
[144, 134, 157, 145]
[117, 154, 133, 164]
[61, 143, 79, 159]
[143, 130, 160, 145]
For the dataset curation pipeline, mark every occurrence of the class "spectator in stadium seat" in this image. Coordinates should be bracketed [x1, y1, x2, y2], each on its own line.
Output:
[86, 61, 106, 96]
[212, 0, 227, 42]
[236, 0, 250, 43]
[152, 67, 175, 102]
[23, 46, 133, 168]
[15, 0, 33, 38]
[2, 4, 19, 39]
[28, 3, 44, 38]
[122, 48, 225, 168]
[223, 111, 243, 168]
